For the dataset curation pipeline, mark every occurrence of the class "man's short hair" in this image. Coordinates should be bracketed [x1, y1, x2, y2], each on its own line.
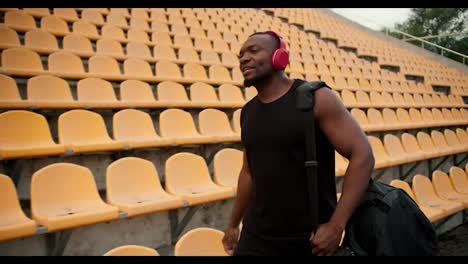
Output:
[248, 31, 281, 50]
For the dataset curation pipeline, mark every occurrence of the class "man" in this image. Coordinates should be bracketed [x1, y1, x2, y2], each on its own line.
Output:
[222, 31, 375, 256]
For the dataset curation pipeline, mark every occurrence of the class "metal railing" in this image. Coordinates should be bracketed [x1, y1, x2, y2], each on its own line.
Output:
[386, 28, 468, 65]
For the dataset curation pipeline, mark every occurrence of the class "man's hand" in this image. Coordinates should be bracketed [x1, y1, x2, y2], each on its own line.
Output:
[310, 221, 344, 256]
[222, 226, 240, 256]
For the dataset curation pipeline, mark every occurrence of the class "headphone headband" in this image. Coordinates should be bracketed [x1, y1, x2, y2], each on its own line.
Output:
[264, 30, 287, 50]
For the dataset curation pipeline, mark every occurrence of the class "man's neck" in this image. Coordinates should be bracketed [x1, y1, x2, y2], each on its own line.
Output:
[255, 74, 294, 104]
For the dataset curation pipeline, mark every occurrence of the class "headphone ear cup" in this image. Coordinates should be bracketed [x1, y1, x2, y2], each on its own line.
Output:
[272, 49, 289, 71]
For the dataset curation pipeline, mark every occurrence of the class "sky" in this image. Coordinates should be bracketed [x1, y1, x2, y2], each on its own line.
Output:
[330, 8, 413, 31]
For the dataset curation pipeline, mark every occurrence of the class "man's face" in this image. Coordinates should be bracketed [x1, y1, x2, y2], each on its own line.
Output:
[238, 34, 277, 87]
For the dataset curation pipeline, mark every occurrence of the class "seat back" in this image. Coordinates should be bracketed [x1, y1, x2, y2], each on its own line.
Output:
[106, 157, 165, 204]
[58, 109, 112, 144]
[27, 75, 74, 102]
[198, 108, 234, 136]
[165, 152, 214, 194]
[213, 148, 242, 187]
[104, 245, 159, 256]
[174, 227, 227, 256]
[159, 109, 199, 138]
[0, 110, 55, 146]
[120, 80, 155, 102]
[2, 47, 43, 71]
[113, 109, 159, 140]
[190, 82, 219, 103]
[157, 81, 189, 102]
[77, 78, 118, 102]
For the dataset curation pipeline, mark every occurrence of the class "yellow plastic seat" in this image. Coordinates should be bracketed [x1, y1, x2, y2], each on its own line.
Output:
[155, 60, 184, 82]
[81, 9, 105, 25]
[174, 35, 194, 49]
[389, 179, 446, 222]
[232, 109, 241, 136]
[96, 39, 125, 57]
[104, 245, 160, 256]
[416, 131, 441, 159]
[31, 163, 119, 232]
[53, 8, 79, 21]
[159, 109, 213, 145]
[200, 50, 221, 65]
[384, 134, 423, 164]
[369, 91, 386, 107]
[368, 136, 392, 168]
[40, 16, 70, 35]
[431, 130, 457, 155]
[156, 81, 193, 108]
[153, 45, 177, 61]
[119, 79, 162, 108]
[218, 84, 245, 108]
[366, 108, 385, 130]
[88, 55, 122, 79]
[350, 108, 371, 131]
[183, 63, 209, 82]
[449, 166, 468, 194]
[23, 8, 49, 17]
[420, 108, 438, 126]
[412, 174, 463, 216]
[0, 110, 66, 159]
[4, 11, 36, 32]
[0, 174, 37, 241]
[165, 152, 233, 205]
[72, 21, 99, 39]
[24, 29, 59, 53]
[213, 148, 242, 191]
[455, 128, 468, 148]
[444, 129, 467, 153]
[335, 151, 348, 177]
[126, 42, 153, 61]
[432, 170, 468, 207]
[189, 82, 222, 108]
[48, 51, 86, 78]
[130, 17, 149, 31]
[77, 78, 123, 108]
[396, 108, 417, 129]
[106, 157, 185, 217]
[441, 108, 459, 126]
[431, 108, 449, 126]
[221, 52, 239, 68]
[127, 29, 150, 44]
[382, 108, 405, 130]
[131, 8, 149, 19]
[178, 47, 200, 63]
[100, 25, 126, 42]
[58, 109, 128, 154]
[62, 34, 94, 56]
[123, 58, 154, 79]
[245, 87, 257, 101]
[174, 227, 228, 256]
[0, 25, 20, 49]
[0, 74, 29, 108]
[198, 108, 240, 143]
[1, 47, 45, 76]
[113, 109, 174, 149]
[231, 67, 244, 84]
[106, 13, 128, 28]
[209, 65, 233, 84]
[340, 90, 358, 108]
[27, 75, 81, 109]
[408, 108, 425, 127]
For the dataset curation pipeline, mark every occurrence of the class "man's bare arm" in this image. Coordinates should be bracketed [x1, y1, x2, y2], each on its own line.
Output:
[314, 87, 374, 230]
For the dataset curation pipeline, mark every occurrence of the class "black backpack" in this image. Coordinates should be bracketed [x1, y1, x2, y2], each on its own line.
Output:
[295, 81, 438, 256]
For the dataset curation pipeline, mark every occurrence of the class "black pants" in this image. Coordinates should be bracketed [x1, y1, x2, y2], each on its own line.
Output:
[234, 228, 313, 256]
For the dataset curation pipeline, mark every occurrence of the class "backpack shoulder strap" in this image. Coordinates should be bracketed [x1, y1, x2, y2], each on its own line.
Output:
[295, 80, 329, 232]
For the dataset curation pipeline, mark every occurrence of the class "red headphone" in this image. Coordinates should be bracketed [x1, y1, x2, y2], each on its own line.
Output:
[264, 31, 289, 71]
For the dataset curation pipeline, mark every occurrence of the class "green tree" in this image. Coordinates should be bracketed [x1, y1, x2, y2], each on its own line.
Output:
[382, 8, 468, 63]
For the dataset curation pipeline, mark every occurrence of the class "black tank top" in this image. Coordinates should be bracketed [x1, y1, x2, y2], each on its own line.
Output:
[240, 79, 337, 239]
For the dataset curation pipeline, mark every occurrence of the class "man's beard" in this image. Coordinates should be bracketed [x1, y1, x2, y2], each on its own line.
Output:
[243, 70, 272, 88]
